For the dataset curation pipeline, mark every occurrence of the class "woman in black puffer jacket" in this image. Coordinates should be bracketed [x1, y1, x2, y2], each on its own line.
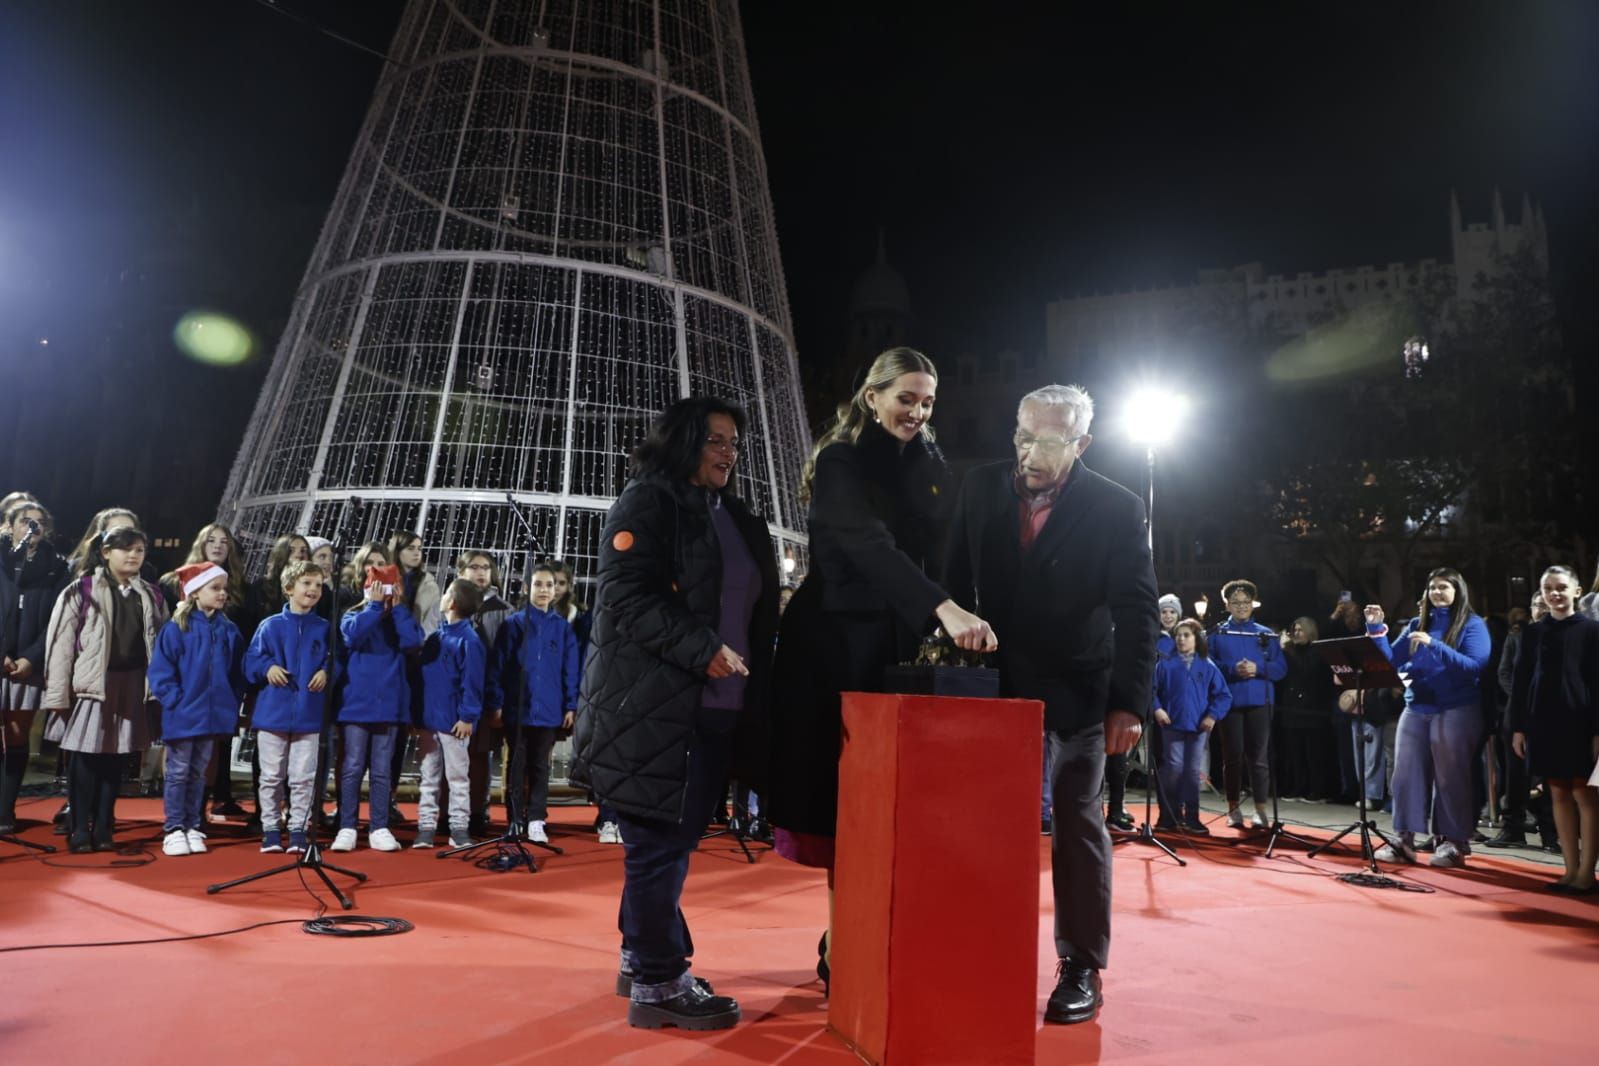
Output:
[574, 396, 779, 1032]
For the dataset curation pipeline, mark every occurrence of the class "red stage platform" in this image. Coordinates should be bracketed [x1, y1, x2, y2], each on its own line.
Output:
[1, 797, 1593, 1065]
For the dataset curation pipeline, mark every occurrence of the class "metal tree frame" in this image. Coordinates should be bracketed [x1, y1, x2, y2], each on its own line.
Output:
[220, 0, 810, 586]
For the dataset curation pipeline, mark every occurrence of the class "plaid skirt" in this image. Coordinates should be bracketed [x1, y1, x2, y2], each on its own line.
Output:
[51, 670, 155, 755]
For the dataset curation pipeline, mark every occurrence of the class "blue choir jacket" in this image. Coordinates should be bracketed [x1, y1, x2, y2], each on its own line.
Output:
[337, 600, 424, 724]
[245, 606, 336, 734]
[488, 604, 579, 728]
[147, 611, 245, 741]
[1368, 608, 1490, 713]
[1209, 620, 1287, 707]
[1152, 654, 1232, 732]
[416, 618, 486, 732]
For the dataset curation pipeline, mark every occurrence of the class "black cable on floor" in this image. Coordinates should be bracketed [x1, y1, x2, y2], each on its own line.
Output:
[302, 916, 414, 937]
[0, 918, 309, 954]
[1338, 872, 1435, 892]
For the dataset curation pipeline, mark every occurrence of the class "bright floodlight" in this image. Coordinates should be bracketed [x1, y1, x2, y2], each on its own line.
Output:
[1124, 387, 1190, 446]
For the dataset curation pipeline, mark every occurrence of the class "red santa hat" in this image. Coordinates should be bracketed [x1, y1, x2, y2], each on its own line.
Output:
[177, 562, 228, 597]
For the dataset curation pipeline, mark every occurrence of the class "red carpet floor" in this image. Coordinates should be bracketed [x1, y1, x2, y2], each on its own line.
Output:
[2, 797, 1595, 1065]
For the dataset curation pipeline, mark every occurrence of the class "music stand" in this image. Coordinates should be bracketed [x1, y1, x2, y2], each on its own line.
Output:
[1306, 636, 1401, 874]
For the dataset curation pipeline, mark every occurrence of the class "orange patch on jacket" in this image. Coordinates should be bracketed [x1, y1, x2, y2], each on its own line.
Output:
[612, 531, 635, 552]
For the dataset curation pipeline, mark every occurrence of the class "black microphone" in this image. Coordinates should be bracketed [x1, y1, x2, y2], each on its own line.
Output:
[12, 518, 39, 553]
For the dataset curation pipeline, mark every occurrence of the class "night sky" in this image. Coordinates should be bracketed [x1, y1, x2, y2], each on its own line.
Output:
[2, 1, 1596, 549]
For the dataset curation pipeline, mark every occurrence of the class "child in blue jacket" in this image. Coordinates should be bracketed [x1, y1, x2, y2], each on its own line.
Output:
[244, 561, 334, 853]
[1209, 579, 1287, 829]
[413, 578, 486, 848]
[488, 563, 579, 845]
[1152, 619, 1231, 832]
[332, 563, 424, 852]
[147, 563, 245, 857]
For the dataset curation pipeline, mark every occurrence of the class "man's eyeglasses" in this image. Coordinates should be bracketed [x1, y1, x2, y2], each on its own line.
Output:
[1013, 430, 1084, 455]
[705, 437, 742, 454]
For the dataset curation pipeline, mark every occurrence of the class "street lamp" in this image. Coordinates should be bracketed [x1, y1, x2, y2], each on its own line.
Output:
[1123, 387, 1191, 553]
[1116, 385, 1192, 861]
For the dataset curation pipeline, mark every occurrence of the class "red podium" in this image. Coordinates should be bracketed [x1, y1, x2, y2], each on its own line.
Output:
[829, 692, 1044, 1066]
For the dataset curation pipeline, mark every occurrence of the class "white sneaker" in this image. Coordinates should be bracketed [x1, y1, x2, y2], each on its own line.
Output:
[330, 828, 359, 852]
[1250, 811, 1269, 829]
[162, 829, 191, 856]
[1374, 839, 1417, 864]
[597, 821, 621, 845]
[528, 820, 549, 844]
[185, 829, 208, 854]
[369, 827, 401, 852]
[1226, 808, 1245, 829]
[1429, 841, 1465, 868]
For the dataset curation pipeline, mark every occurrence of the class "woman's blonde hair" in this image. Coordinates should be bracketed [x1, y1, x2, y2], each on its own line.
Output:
[799, 347, 937, 501]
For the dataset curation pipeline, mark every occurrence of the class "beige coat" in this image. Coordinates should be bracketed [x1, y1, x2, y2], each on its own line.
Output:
[43, 570, 169, 710]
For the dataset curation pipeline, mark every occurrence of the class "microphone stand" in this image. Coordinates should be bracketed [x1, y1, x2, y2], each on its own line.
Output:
[207, 499, 369, 908]
[438, 494, 562, 871]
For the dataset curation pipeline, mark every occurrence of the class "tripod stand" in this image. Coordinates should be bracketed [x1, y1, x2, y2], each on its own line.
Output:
[1112, 718, 1185, 865]
[0, 812, 56, 856]
[700, 779, 770, 864]
[1262, 696, 1322, 857]
[1306, 636, 1400, 875]
[208, 504, 368, 909]
[438, 715, 564, 871]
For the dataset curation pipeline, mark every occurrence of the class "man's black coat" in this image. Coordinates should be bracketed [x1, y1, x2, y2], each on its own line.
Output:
[943, 460, 1158, 734]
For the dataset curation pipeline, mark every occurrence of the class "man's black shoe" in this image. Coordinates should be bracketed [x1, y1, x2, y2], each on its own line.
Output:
[1484, 827, 1526, 848]
[1044, 959, 1102, 1024]
[748, 817, 773, 843]
[469, 813, 490, 839]
[210, 800, 247, 818]
[1106, 810, 1135, 832]
[1180, 820, 1211, 836]
[627, 982, 741, 1030]
[0, 819, 16, 836]
[1041, 816, 1053, 836]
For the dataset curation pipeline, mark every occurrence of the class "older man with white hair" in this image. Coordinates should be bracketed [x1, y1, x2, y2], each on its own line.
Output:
[943, 383, 1158, 1025]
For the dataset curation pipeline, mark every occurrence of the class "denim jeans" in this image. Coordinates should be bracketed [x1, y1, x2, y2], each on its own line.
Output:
[1041, 739, 1055, 820]
[1158, 728, 1209, 823]
[615, 713, 732, 996]
[338, 722, 397, 831]
[163, 737, 214, 832]
[1354, 718, 1393, 804]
